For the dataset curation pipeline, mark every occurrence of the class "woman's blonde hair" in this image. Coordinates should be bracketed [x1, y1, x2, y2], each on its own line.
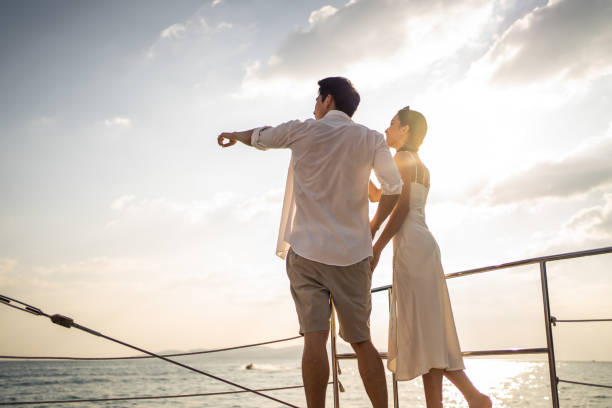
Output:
[397, 106, 428, 152]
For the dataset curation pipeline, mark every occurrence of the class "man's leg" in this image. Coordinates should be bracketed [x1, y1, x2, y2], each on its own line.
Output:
[351, 339, 388, 408]
[303, 330, 330, 408]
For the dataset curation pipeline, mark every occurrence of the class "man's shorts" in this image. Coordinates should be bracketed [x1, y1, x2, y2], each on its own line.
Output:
[286, 248, 373, 344]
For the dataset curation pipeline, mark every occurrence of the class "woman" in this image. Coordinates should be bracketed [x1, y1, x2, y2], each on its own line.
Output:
[369, 107, 492, 408]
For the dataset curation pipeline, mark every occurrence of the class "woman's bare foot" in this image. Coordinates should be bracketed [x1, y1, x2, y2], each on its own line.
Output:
[468, 393, 492, 408]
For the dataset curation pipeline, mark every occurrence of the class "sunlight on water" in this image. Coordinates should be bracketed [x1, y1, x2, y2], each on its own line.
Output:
[1, 358, 610, 407]
[378, 359, 550, 408]
[444, 360, 549, 407]
[330, 359, 557, 407]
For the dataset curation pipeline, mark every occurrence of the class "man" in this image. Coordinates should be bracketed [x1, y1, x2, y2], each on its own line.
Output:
[217, 77, 402, 408]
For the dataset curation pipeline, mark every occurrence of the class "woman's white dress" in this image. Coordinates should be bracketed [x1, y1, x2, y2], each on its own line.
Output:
[387, 151, 465, 381]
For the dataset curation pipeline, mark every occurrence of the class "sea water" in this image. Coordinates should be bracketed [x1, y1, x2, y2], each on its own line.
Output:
[1, 354, 611, 407]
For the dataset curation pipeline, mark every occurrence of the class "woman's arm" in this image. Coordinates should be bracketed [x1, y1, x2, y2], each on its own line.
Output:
[370, 193, 399, 238]
[368, 180, 382, 202]
[371, 156, 415, 271]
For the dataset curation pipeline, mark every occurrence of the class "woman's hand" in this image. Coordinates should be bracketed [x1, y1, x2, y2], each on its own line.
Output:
[368, 180, 381, 202]
[370, 219, 379, 239]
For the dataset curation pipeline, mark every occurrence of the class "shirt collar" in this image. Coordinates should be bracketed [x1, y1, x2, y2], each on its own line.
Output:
[322, 110, 352, 122]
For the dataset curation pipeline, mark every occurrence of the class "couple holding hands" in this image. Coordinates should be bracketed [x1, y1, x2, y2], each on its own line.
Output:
[218, 77, 491, 408]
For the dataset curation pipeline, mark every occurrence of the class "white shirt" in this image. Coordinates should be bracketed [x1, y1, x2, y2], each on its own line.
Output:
[251, 110, 403, 266]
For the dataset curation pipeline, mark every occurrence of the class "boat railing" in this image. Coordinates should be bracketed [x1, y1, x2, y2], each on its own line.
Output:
[329, 245, 612, 408]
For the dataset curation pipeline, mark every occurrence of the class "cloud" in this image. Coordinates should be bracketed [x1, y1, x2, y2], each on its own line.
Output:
[158, 14, 231, 41]
[243, 0, 493, 85]
[107, 190, 283, 227]
[103, 190, 284, 257]
[476, 0, 612, 83]
[103, 117, 131, 127]
[211, 0, 222, 6]
[110, 194, 136, 210]
[477, 132, 612, 205]
[160, 23, 187, 39]
[308, 5, 338, 26]
[564, 193, 612, 240]
[0, 187, 292, 356]
[531, 191, 612, 253]
[217, 21, 233, 30]
[0, 190, 287, 308]
[1, 189, 284, 294]
[145, 11, 234, 64]
[0, 249, 295, 357]
[107, 195, 212, 228]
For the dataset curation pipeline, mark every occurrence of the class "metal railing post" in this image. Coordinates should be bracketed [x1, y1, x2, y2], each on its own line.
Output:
[540, 261, 560, 408]
[330, 300, 340, 408]
[388, 288, 399, 408]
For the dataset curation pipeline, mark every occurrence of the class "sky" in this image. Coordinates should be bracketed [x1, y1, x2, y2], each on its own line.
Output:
[1, 0, 611, 362]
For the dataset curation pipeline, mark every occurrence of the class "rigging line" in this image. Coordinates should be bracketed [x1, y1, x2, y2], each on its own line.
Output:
[0, 293, 300, 408]
[0, 384, 325, 406]
[0, 335, 302, 361]
[558, 379, 612, 390]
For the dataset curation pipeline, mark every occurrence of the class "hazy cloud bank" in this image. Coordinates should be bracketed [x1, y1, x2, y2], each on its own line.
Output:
[477, 132, 612, 205]
[244, 0, 494, 85]
[530, 191, 612, 255]
[476, 0, 612, 83]
[564, 194, 612, 240]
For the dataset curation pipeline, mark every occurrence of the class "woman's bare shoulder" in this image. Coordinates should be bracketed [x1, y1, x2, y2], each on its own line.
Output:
[393, 152, 417, 185]
[394, 151, 416, 169]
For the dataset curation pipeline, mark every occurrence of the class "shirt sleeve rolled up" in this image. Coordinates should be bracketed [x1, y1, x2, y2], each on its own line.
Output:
[372, 133, 403, 195]
[251, 120, 302, 151]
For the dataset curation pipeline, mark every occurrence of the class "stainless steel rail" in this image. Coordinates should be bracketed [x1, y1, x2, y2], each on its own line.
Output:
[335, 347, 549, 360]
[330, 246, 612, 408]
[371, 246, 612, 294]
[552, 318, 612, 324]
[540, 261, 560, 407]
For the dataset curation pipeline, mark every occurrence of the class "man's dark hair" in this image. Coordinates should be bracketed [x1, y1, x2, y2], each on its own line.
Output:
[317, 77, 360, 117]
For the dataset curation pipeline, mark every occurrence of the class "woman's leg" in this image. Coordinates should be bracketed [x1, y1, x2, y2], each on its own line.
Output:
[422, 368, 444, 408]
[443, 370, 492, 407]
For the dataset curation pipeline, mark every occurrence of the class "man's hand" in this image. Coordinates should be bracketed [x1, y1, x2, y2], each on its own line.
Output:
[370, 245, 382, 272]
[217, 132, 238, 148]
[217, 129, 255, 147]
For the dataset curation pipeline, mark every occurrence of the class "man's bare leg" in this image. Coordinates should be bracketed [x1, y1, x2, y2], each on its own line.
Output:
[303, 330, 330, 408]
[422, 368, 444, 408]
[351, 340, 388, 408]
[443, 370, 492, 407]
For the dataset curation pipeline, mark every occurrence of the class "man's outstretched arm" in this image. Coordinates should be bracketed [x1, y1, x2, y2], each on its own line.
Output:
[218, 126, 274, 148]
[217, 129, 254, 148]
